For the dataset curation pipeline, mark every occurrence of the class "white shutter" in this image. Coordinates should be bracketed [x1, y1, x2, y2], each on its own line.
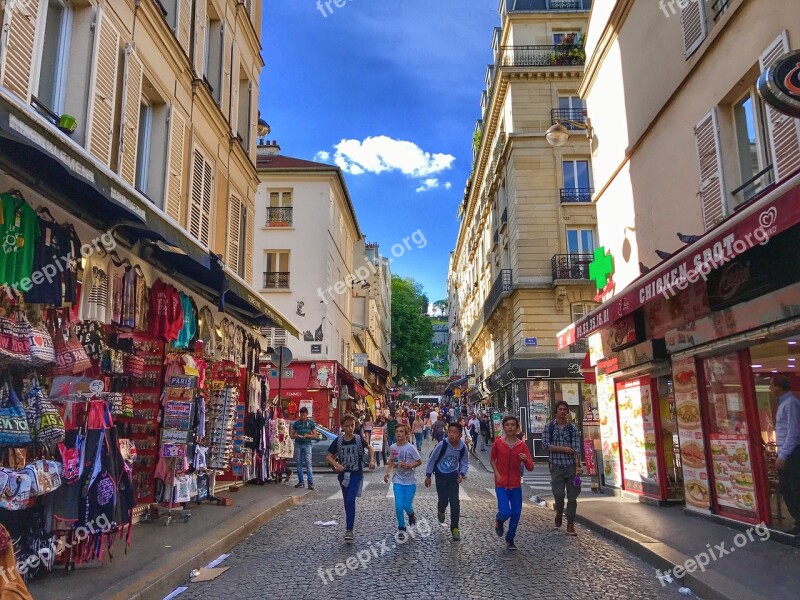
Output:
[117, 45, 143, 185]
[0, 0, 40, 101]
[201, 157, 212, 246]
[220, 27, 231, 116]
[229, 44, 240, 136]
[680, 0, 707, 58]
[759, 32, 800, 181]
[165, 107, 185, 221]
[176, 0, 192, 57]
[86, 11, 121, 165]
[193, 0, 207, 77]
[245, 205, 253, 283]
[189, 148, 212, 246]
[227, 198, 241, 273]
[694, 108, 726, 231]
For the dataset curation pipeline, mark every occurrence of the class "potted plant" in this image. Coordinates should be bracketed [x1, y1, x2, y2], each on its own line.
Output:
[57, 114, 77, 136]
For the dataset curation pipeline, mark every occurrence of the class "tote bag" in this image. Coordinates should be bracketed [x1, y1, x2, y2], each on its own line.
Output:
[0, 378, 31, 447]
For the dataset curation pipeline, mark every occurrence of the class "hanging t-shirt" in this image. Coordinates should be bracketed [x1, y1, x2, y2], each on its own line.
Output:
[173, 293, 196, 349]
[24, 216, 67, 305]
[62, 225, 82, 306]
[166, 286, 184, 342]
[121, 267, 137, 328]
[0, 194, 40, 290]
[80, 256, 110, 323]
[197, 306, 216, 355]
[135, 275, 148, 331]
[73, 320, 105, 360]
[109, 260, 125, 325]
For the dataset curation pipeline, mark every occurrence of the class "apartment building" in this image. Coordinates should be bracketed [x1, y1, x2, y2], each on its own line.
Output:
[448, 0, 596, 450]
[557, 0, 800, 525]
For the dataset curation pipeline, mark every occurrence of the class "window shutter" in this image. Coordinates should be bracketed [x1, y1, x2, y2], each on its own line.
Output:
[229, 44, 240, 135]
[680, 0, 707, 58]
[694, 108, 726, 231]
[220, 29, 231, 116]
[201, 158, 212, 246]
[227, 199, 241, 273]
[176, 0, 192, 57]
[189, 149, 212, 246]
[0, 0, 39, 101]
[117, 45, 143, 185]
[759, 32, 800, 181]
[193, 0, 207, 77]
[165, 107, 185, 221]
[86, 11, 121, 166]
[245, 206, 253, 283]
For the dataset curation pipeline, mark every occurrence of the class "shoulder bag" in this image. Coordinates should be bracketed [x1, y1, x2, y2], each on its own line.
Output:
[0, 376, 31, 446]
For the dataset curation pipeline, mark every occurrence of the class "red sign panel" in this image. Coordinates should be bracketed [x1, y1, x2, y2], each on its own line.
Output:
[583, 439, 597, 476]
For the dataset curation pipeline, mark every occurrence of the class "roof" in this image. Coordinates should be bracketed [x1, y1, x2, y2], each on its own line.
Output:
[256, 153, 363, 239]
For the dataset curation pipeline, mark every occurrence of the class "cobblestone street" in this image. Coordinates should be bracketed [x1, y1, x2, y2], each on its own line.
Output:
[176, 446, 692, 599]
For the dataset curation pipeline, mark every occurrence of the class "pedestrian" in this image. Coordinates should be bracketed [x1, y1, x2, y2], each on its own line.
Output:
[412, 413, 424, 451]
[468, 413, 481, 455]
[425, 422, 469, 541]
[541, 400, 583, 536]
[431, 416, 446, 443]
[384, 424, 422, 538]
[362, 410, 374, 446]
[491, 416, 534, 550]
[398, 410, 410, 428]
[458, 417, 472, 454]
[479, 414, 490, 451]
[423, 414, 432, 442]
[387, 413, 399, 447]
[290, 407, 317, 490]
[772, 375, 800, 535]
[326, 413, 375, 543]
[374, 417, 387, 467]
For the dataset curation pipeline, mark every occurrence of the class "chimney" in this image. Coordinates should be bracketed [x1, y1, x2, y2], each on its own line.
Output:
[257, 140, 281, 156]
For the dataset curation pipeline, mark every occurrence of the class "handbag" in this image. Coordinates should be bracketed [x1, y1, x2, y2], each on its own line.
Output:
[0, 468, 33, 510]
[24, 460, 62, 496]
[24, 383, 65, 445]
[51, 310, 92, 376]
[110, 349, 124, 374]
[125, 352, 144, 378]
[26, 310, 56, 367]
[0, 377, 32, 447]
[0, 314, 31, 365]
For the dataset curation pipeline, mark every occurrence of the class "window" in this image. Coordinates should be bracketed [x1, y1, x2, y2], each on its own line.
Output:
[238, 204, 247, 279]
[189, 148, 213, 245]
[267, 190, 293, 226]
[227, 198, 243, 275]
[35, 0, 71, 115]
[237, 71, 251, 149]
[562, 159, 591, 189]
[204, 11, 223, 104]
[566, 228, 594, 254]
[571, 302, 598, 321]
[558, 95, 584, 111]
[264, 251, 289, 289]
[732, 91, 772, 205]
[553, 32, 580, 45]
[135, 80, 169, 206]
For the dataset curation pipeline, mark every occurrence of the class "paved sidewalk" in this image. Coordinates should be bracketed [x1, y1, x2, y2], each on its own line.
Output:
[27, 483, 307, 600]
[473, 446, 800, 600]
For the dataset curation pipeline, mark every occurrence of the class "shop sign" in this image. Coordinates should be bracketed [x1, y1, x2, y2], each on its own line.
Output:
[161, 443, 187, 458]
[354, 353, 368, 367]
[608, 313, 642, 352]
[169, 376, 198, 388]
[370, 427, 384, 452]
[284, 391, 304, 398]
[616, 377, 662, 499]
[161, 429, 191, 444]
[596, 340, 655, 375]
[588, 246, 615, 291]
[757, 48, 800, 118]
[583, 439, 597, 476]
[596, 373, 622, 487]
[562, 383, 580, 406]
[311, 344, 322, 354]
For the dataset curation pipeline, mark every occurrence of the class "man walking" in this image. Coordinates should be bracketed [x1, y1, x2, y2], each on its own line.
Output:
[425, 422, 469, 541]
[542, 400, 582, 536]
[491, 416, 534, 550]
[387, 413, 399, 447]
[468, 413, 481, 455]
[772, 375, 800, 535]
[290, 407, 318, 490]
[431, 416, 446, 443]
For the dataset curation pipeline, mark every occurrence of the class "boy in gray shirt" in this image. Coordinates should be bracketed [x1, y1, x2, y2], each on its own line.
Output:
[384, 425, 422, 537]
[425, 422, 469, 541]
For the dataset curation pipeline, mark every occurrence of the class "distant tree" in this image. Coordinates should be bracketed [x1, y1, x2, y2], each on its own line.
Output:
[432, 299, 448, 317]
[391, 276, 433, 382]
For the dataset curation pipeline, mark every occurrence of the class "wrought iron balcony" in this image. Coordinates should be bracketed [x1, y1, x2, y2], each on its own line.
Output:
[263, 272, 290, 289]
[551, 254, 592, 281]
[560, 188, 593, 203]
[499, 45, 585, 68]
[266, 206, 293, 227]
[508, 0, 592, 10]
[484, 269, 512, 321]
[551, 108, 587, 130]
[569, 339, 589, 354]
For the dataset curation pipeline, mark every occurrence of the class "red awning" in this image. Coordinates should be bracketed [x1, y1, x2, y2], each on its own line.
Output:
[558, 173, 800, 349]
[354, 383, 369, 397]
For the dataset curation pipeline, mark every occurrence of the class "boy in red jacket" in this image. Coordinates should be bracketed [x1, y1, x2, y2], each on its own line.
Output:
[490, 416, 534, 550]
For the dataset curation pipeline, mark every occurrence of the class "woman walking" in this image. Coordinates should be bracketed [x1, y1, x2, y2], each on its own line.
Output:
[362, 410, 374, 446]
[423, 414, 432, 442]
[412, 414, 424, 451]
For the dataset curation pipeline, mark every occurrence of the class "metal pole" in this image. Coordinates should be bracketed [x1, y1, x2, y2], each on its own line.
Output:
[277, 350, 283, 410]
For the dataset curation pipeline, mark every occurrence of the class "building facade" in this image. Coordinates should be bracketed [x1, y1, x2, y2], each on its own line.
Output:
[448, 0, 597, 459]
[557, 0, 800, 530]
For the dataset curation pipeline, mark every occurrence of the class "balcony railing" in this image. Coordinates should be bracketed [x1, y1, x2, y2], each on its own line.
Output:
[266, 206, 293, 227]
[551, 254, 592, 281]
[484, 269, 512, 321]
[551, 108, 587, 130]
[569, 339, 589, 354]
[508, 0, 592, 11]
[731, 164, 774, 208]
[501, 207, 508, 228]
[263, 272, 290, 289]
[560, 188, 593, 203]
[499, 45, 585, 68]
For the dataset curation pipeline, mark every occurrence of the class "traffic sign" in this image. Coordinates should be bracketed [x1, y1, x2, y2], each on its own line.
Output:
[269, 346, 293, 367]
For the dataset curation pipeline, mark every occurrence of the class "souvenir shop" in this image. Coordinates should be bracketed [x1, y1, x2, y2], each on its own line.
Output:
[0, 101, 298, 581]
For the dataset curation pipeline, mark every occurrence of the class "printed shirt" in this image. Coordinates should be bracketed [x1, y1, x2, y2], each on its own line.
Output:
[389, 442, 420, 486]
[426, 440, 469, 477]
[0, 195, 40, 289]
[292, 419, 317, 446]
[541, 421, 582, 468]
[777, 392, 800, 460]
[327, 435, 364, 472]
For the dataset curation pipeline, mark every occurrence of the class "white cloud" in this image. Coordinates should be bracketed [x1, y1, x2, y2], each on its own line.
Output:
[416, 178, 440, 193]
[329, 136, 455, 177]
[314, 151, 331, 161]
[444, 182, 452, 190]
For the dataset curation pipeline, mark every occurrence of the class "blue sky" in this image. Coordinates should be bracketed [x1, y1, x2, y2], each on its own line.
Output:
[260, 0, 499, 303]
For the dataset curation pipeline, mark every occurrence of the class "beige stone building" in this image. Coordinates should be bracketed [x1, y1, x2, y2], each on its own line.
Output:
[448, 0, 596, 442]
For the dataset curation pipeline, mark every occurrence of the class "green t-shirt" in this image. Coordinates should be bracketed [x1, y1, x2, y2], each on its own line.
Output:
[0, 195, 40, 291]
[387, 419, 398, 436]
[292, 419, 317, 446]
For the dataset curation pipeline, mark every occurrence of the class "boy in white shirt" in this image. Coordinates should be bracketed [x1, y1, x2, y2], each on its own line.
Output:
[384, 425, 422, 538]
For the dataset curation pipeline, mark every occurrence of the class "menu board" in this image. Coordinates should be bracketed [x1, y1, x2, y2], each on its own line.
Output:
[527, 381, 550, 434]
[672, 356, 711, 514]
[597, 373, 622, 488]
[616, 377, 662, 498]
[709, 434, 757, 515]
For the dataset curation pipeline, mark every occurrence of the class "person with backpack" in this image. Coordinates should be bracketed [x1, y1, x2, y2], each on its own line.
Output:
[541, 400, 583, 536]
[384, 424, 422, 538]
[431, 416, 446, 443]
[327, 413, 376, 543]
[490, 416, 534, 550]
[425, 422, 469, 541]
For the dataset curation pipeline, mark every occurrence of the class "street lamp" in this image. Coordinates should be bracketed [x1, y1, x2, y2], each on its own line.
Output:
[545, 118, 595, 151]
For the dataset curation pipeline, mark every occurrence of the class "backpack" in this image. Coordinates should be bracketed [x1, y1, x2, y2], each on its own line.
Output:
[431, 440, 466, 474]
[335, 433, 364, 469]
[547, 421, 579, 461]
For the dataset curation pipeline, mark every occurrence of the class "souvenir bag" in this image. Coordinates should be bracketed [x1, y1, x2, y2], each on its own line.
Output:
[58, 441, 81, 484]
[0, 469, 33, 510]
[107, 391, 124, 416]
[23, 310, 55, 367]
[125, 351, 144, 378]
[24, 459, 62, 496]
[24, 382, 65, 445]
[51, 309, 91, 375]
[0, 313, 31, 365]
[0, 375, 32, 446]
[110, 349, 124, 374]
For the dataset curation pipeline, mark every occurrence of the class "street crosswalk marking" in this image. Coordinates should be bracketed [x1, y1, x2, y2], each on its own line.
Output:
[326, 480, 370, 500]
[385, 483, 472, 501]
[523, 472, 592, 492]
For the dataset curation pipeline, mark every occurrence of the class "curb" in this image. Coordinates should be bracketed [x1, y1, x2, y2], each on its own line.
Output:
[103, 493, 306, 600]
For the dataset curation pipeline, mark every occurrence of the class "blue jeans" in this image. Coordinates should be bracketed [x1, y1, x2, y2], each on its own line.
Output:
[414, 433, 423, 451]
[388, 434, 396, 447]
[339, 472, 363, 530]
[496, 487, 523, 543]
[393, 483, 416, 528]
[296, 444, 313, 484]
[423, 428, 430, 441]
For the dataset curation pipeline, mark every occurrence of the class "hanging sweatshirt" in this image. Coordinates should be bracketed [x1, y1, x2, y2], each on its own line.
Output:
[490, 438, 534, 489]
